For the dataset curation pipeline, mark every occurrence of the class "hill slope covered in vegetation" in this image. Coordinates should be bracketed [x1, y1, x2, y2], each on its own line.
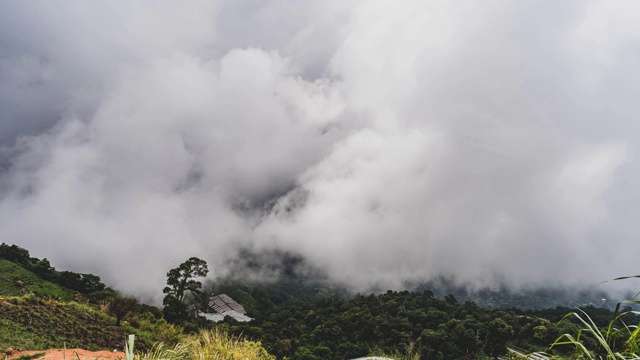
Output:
[2, 242, 640, 360]
[0, 260, 74, 300]
[0, 295, 135, 350]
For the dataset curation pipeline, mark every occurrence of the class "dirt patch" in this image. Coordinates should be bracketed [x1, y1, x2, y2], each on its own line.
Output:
[6, 349, 126, 360]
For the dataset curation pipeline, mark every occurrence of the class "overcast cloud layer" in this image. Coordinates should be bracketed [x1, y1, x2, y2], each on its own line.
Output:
[1, 1, 640, 300]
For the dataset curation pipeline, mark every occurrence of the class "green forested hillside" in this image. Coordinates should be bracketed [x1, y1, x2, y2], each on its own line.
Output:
[204, 276, 639, 360]
[0, 244, 166, 353]
[0, 259, 74, 300]
[0, 243, 116, 303]
[2, 242, 639, 360]
[220, 290, 587, 360]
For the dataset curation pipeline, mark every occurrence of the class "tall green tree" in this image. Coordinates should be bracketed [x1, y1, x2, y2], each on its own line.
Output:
[485, 317, 514, 359]
[162, 257, 208, 324]
[108, 297, 138, 326]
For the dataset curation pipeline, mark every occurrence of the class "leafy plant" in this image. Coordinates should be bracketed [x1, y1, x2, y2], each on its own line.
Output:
[125, 334, 135, 360]
[551, 276, 640, 359]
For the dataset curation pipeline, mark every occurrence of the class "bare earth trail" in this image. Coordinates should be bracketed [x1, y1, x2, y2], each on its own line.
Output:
[5, 349, 125, 360]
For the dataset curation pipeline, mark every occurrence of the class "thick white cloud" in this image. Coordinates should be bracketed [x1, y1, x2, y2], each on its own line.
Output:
[1, 0, 639, 299]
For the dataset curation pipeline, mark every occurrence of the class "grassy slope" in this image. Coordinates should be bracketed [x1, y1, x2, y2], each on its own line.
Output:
[0, 259, 163, 353]
[0, 296, 136, 351]
[0, 295, 276, 359]
[0, 260, 73, 300]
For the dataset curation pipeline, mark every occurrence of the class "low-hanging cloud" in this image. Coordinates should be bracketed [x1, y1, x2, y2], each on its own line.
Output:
[1, 0, 640, 301]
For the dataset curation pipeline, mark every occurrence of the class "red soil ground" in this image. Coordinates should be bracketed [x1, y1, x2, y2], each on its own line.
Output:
[5, 349, 126, 360]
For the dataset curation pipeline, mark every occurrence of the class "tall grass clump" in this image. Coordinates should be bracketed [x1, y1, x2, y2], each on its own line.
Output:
[551, 276, 640, 359]
[188, 329, 275, 360]
[139, 340, 193, 360]
[138, 329, 275, 360]
[369, 341, 420, 360]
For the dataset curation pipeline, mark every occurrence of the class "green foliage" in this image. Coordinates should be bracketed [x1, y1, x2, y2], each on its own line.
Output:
[205, 276, 348, 318]
[0, 243, 32, 267]
[547, 275, 640, 359]
[162, 257, 208, 325]
[85, 289, 117, 303]
[130, 329, 275, 360]
[0, 293, 197, 354]
[162, 295, 190, 325]
[370, 341, 420, 360]
[139, 338, 193, 360]
[31, 259, 58, 281]
[108, 297, 138, 326]
[485, 318, 514, 359]
[551, 303, 640, 359]
[222, 289, 565, 360]
[0, 295, 144, 350]
[163, 257, 209, 302]
[0, 259, 73, 300]
[129, 313, 185, 346]
[0, 243, 114, 302]
[13, 352, 46, 360]
[57, 271, 107, 295]
[187, 329, 276, 360]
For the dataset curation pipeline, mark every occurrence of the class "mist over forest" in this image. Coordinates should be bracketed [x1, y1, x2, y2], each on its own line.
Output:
[1, 1, 640, 302]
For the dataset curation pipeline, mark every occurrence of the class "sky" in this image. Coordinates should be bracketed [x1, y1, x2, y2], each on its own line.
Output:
[1, 0, 640, 301]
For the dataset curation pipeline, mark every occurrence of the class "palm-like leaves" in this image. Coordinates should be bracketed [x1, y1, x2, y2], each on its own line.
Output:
[551, 278, 640, 360]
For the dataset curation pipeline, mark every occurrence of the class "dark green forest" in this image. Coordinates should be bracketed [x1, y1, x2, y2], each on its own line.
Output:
[218, 288, 590, 359]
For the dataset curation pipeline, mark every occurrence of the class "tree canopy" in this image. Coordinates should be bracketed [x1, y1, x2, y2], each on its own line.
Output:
[163, 257, 209, 302]
[162, 257, 208, 325]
